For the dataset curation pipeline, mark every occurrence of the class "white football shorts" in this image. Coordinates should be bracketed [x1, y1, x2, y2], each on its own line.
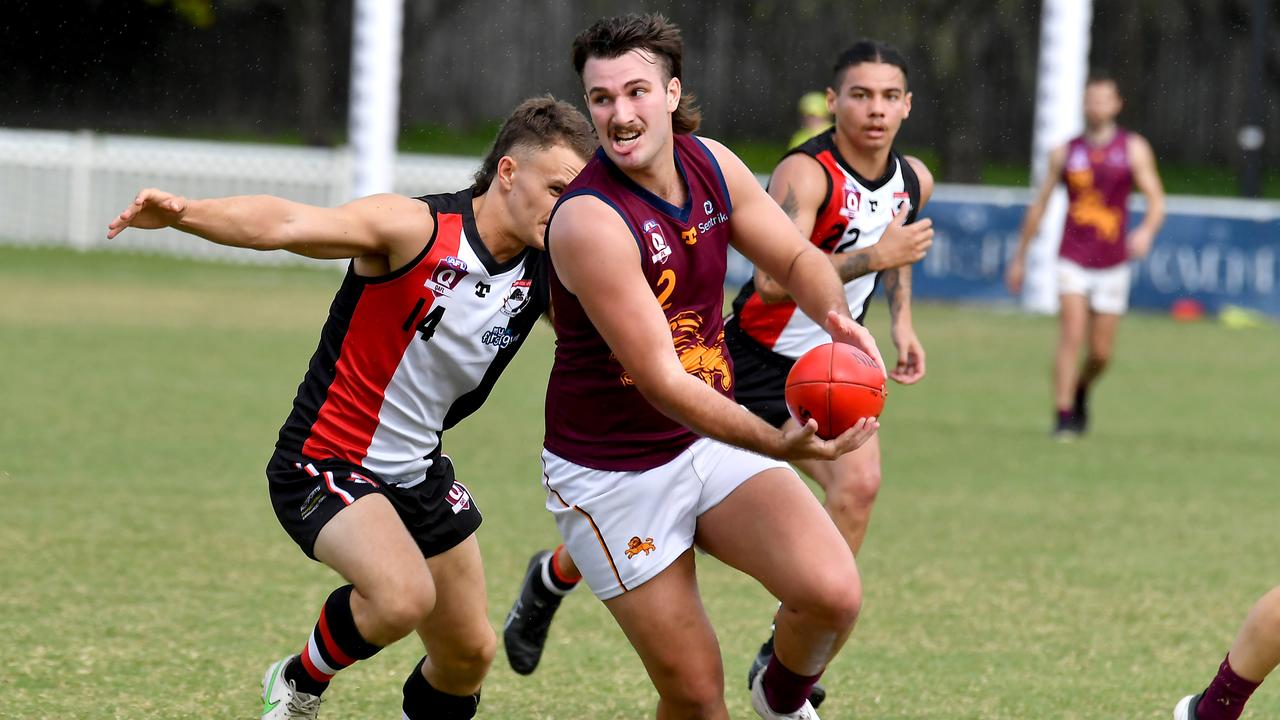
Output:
[1057, 258, 1132, 315]
[541, 438, 790, 600]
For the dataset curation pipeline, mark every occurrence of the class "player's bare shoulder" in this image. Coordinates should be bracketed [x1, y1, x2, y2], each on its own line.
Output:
[547, 193, 638, 291]
[694, 136, 755, 187]
[340, 192, 438, 274]
[549, 192, 626, 246]
[902, 155, 936, 207]
[1125, 131, 1158, 166]
[771, 152, 829, 216]
[347, 193, 436, 247]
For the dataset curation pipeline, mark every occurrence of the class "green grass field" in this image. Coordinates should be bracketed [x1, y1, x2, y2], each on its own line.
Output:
[2, 246, 1277, 719]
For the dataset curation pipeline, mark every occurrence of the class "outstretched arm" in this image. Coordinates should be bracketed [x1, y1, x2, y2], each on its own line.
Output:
[107, 188, 433, 264]
[548, 195, 876, 462]
[1007, 144, 1067, 294]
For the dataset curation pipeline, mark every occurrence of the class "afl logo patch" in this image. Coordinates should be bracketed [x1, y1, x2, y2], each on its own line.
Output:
[643, 219, 671, 264]
[429, 256, 469, 295]
[500, 279, 534, 317]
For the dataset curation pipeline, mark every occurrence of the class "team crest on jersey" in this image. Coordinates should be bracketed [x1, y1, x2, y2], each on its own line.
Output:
[893, 191, 912, 216]
[839, 181, 861, 221]
[428, 256, 469, 295]
[619, 311, 731, 391]
[643, 219, 671, 264]
[446, 481, 472, 515]
[500, 278, 533, 317]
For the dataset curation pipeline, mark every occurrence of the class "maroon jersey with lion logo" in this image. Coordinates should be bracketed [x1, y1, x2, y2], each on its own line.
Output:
[544, 135, 735, 471]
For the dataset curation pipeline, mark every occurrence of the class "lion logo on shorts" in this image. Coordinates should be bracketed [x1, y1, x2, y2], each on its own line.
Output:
[619, 311, 731, 391]
[625, 536, 656, 559]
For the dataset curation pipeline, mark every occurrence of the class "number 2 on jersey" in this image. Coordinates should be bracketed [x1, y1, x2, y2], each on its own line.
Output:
[834, 227, 861, 254]
[402, 298, 446, 343]
[655, 269, 677, 310]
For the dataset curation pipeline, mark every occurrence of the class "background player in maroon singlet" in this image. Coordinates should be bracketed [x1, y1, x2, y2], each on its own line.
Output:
[106, 97, 595, 720]
[727, 40, 935, 707]
[533, 15, 882, 720]
[1173, 586, 1280, 720]
[1007, 74, 1166, 440]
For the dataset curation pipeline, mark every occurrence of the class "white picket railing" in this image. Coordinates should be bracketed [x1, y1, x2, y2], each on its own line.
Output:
[0, 128, 478, 266]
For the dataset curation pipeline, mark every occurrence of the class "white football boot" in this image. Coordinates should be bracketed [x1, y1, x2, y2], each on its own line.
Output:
[1172, 693, 1201, 720]
[260, 656, 322, 719]
[750, 669, 820, 720]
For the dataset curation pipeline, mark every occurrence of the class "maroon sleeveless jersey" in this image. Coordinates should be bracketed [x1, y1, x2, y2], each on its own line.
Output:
[1060, 129, 1133, 269]
[544, 135, 735, 471]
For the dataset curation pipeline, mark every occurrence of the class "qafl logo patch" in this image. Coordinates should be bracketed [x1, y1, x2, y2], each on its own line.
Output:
[446, 481, 473, 515]
[643, 219, 671, 264]
[839, 181, 861, 221]
[428, 256, 469, 295]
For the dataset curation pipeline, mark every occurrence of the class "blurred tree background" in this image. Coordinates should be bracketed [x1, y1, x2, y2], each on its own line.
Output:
[2, 0, 1275, 188]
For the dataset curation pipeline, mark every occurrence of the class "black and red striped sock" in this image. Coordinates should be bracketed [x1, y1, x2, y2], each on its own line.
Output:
[542, 544, 582, 595]
[283, 585, 383, 696]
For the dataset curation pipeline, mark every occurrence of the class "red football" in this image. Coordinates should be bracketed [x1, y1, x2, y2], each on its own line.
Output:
[784, 343, 886, 440]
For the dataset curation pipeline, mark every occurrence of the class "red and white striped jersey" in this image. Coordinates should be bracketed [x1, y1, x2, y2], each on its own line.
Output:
[730, 131, 920, 359]
[275, 190, 547, 485]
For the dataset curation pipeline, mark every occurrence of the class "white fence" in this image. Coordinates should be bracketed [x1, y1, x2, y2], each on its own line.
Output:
[0, 128, 478, 265]
[6, 128, 1275, 314]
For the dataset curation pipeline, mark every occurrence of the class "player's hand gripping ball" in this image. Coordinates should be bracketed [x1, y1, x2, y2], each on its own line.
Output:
[785, 342, 886, 439]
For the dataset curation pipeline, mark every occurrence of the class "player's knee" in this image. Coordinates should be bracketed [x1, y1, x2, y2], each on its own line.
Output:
[435, 626, 498, 684]
[1251, 587, 1280, 641]
[657, 672, 723, 714]
[838, 467, 882, 506]
[792, 565, 862, 632]
[368, 577, 436, 638]
[1086, 349, 1111, 368]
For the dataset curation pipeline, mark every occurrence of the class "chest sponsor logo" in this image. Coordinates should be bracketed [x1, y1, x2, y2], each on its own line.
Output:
[500, 278, 533, 317]
[481, 326, 520, 348]
[681, 226, 698, 245]
[839, 181, 861, 221]
[474, 281, 491, 298]
[446, 481, 472, 514]
[695, 205, 729, 237]
[704, 200, 714, 215]
[428, 256, 469, 295]
[643, 219, 671, 264]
